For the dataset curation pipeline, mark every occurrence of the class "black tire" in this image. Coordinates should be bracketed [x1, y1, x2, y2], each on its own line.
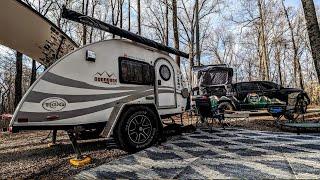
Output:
[114, 106, 160, 152]
[218, 102, 235, 113]
[284, 97, 307, 121]
[78, 126, 104, 140]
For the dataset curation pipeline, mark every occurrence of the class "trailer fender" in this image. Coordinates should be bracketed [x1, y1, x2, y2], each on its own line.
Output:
[101, 103, 162, 138]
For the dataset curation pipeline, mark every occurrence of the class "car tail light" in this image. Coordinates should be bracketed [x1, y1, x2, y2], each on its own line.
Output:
[201, 96, 208, 100]
[8, 126, 13, 133]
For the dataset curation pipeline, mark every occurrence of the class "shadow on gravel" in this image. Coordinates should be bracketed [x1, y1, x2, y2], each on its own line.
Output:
[0, 139, 118, 163]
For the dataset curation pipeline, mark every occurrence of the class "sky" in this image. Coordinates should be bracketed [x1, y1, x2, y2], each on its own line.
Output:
[1, 0, 320, 65]
[285, 0, 320, 7]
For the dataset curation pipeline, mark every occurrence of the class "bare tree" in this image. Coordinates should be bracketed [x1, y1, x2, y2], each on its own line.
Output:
[195, 0, 200, 66]
[89, 0, 98, 43]
[281, 0, 304, 89]
[177, 0, 221, 80]
[128, 0, 131, 31]
[14, 52, 22, 109]
[82, 0, 89, 45]
[165, 0, 169, 46]
[301, 0, 320, 83]
[257, 0, 269, 81]
[137, 0, 141, 35]
[172, 0, 180, 66]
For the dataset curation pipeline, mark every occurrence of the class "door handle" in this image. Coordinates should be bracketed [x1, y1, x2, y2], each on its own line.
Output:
[158, 80, 161, 85]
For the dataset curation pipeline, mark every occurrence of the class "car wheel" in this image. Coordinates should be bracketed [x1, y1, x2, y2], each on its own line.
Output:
[114, 106, 160, 152]
[284, 98, 307, 121]
[218, 102, 235, 113]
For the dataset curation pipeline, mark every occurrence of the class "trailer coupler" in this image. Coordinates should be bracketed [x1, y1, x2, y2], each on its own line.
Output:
[67, 130, 92, 167]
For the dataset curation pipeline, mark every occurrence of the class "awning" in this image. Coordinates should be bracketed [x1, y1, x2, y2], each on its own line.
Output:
[0, 0, 78, 66]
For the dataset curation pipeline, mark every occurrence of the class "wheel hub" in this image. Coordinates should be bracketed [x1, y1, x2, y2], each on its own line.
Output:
[128, 115, 152, 144]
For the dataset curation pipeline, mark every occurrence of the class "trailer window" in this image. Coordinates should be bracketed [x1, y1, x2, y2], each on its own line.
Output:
[119, 57, 154, 85]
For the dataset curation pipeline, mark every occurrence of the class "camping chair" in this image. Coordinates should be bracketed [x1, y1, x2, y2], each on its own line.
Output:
[194, 95, 224, 132]
[268, 92, 311, 134]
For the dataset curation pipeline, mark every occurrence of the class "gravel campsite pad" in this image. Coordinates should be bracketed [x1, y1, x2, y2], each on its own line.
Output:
[0, 131, 126, 179]
[76, 128, 320, 179]
[1, 114, 320, 179]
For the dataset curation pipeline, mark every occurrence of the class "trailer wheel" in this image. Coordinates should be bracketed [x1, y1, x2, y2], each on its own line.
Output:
[114, 106, 159, 152]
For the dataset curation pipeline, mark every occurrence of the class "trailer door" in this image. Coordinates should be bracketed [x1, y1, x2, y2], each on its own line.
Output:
[155, 59, 177, 109]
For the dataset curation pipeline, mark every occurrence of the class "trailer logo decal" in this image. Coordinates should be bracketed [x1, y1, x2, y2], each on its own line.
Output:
[41, 97, 67, 111]
[94, 71, 117, 85]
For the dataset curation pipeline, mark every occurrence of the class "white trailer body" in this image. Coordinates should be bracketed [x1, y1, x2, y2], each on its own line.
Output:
[3, 3, 190, 152]
[10, 39, 188, 141]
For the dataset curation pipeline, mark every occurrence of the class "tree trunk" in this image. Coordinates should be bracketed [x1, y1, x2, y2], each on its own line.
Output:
[301, 0, 320, 83]
[257, 0, 269, 81]
[128, 0, 131, 31]
[172, 0, 180, 66]
[82, 0, 89, 45]
[276, 46, 283, 86]
[189, 27, 195, 83]
[14, 52, 23, 108]
[195, 0, 200, 66]
[189, 43, 194, 84]
[137, 0, 141, 35]
[120, 0, 123, 29]
[165, 0, 169, 46]
[30, 59, 37, 86]
[89, 0, 97, 43]
[282, 0, 303, 88]
[111, 0, 116, 38]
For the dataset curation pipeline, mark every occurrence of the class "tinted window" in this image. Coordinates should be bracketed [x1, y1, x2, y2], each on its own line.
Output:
[239, 83, 260, 91]
[259, 82, 278, 90]
[200, 70, 229, 86]
[119, 57, 154, 85]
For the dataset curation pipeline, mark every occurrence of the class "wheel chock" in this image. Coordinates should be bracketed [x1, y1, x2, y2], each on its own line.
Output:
[69, 155, 92, 167]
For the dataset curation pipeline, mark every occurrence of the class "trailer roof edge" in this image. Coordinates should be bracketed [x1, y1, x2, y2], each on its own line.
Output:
[62, 7, 189, 59]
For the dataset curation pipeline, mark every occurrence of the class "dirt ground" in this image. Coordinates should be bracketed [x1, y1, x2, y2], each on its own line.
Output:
[1, 110, 320, 179]
[0, 131, 127, 179]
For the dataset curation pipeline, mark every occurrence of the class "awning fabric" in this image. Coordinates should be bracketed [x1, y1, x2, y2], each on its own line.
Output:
[0, 0, 78, 66]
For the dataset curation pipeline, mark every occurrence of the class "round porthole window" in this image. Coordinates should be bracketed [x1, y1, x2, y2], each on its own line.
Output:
[159, 65, 171, 81]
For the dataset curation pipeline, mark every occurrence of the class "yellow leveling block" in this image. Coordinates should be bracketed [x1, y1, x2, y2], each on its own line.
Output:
[69, 156, 92, 167]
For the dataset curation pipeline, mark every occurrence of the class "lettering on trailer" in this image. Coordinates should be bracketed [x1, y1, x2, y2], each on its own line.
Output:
[41, 97, 67, 111]
[94, 71, 118, 85]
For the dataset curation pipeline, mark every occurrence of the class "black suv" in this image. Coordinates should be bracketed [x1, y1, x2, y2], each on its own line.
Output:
[192, 66, 310, 119]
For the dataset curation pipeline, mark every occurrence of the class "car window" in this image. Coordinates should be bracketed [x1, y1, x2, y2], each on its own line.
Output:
[259, 82, 278, 90]
[199, 70, 229, 86]
[238, 82, 260, 91]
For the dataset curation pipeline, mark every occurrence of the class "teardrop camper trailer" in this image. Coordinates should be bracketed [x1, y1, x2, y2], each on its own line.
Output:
[3, 4, 190, 161]
[11, 39, 189, 148]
